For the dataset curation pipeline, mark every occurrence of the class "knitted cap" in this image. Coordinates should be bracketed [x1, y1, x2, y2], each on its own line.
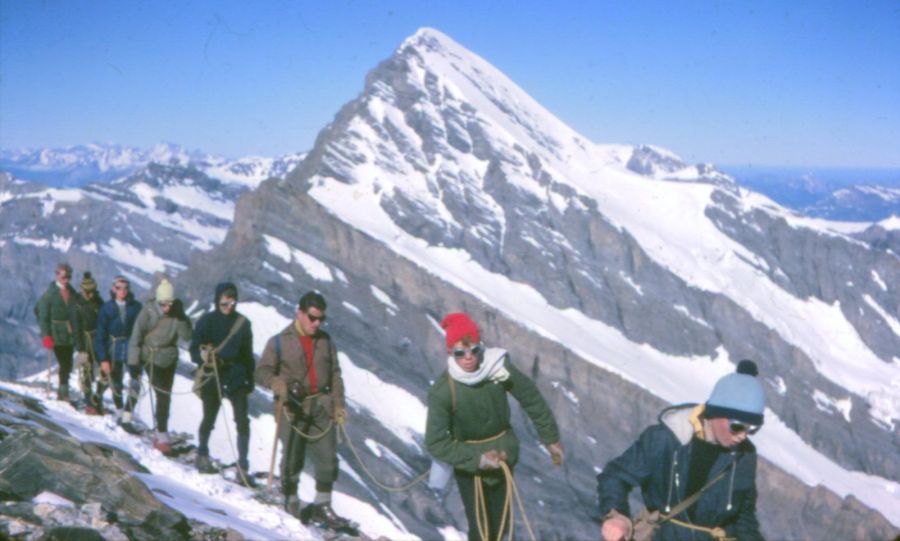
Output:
[705, 360, 765, 425]
[80, 272, 97, 292]
[156, 279, 175, 303]
[441, 312, 481, 351]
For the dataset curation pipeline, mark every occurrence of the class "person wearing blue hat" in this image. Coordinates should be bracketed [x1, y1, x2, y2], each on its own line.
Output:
[597, 360, 766, 541]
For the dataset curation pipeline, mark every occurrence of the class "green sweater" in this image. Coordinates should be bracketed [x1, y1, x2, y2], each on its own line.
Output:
[425, 355, 560, 475]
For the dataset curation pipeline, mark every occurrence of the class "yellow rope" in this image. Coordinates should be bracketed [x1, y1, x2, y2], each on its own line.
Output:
[289, 417, 334, 441]
[336, 423, 429, 492]
[464, 429, 507, 445]
[474, 475, 490, 541]
[472, 462, 537, 541]
[669, 518, 734, 540]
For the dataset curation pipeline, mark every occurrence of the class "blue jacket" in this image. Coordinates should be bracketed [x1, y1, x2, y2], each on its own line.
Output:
[597, 404, 764, 541]
[189, 282, 254, 396]
[94, 294, 142, 363]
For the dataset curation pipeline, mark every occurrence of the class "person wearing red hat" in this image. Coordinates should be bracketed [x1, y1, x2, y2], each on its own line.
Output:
[426, 312, 564, 541]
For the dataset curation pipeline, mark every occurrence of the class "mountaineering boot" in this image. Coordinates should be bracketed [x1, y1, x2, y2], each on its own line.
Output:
[235, 464, 257, 488]
[301, 503, 355, 532]
[195, 453, 216, 474]
[84, 394, 101, 415]
[284, 495, 302, 519]
[87, 394, 104, 415]
[153, 431, 172, 455]
[57, 384, 70, 402]
[118, 410, 140, 434]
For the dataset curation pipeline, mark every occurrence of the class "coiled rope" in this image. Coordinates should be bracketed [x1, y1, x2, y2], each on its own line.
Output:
[474, 461, 537, 541]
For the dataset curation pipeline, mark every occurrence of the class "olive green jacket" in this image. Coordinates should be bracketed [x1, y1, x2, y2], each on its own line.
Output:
[37, 282, 83, 349]
[127, 300, 192, 368]
[425, 351, 560, 475]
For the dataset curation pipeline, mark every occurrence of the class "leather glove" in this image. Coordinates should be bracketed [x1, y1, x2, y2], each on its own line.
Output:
[127, 364, 142, 379]
[75, 351, 90, 366]
[42, 336, 55, 349]
[100, 360, 112, 374]
[270, 376, 288, 400]
[546, 441, 565, 465]
[478, 449, 507, 470]
[334, 407, 348, 425]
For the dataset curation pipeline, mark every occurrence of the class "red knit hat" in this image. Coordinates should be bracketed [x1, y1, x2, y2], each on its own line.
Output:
[441, 312, 481, 351]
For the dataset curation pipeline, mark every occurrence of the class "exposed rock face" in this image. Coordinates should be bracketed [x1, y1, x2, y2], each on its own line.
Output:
[0, 387, 190, 540]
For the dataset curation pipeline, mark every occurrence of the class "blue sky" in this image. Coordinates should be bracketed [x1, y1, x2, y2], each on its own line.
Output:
[2, 1, 899, 167]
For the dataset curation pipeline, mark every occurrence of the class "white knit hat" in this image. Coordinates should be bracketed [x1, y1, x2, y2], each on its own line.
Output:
[156, 279, 175, 303]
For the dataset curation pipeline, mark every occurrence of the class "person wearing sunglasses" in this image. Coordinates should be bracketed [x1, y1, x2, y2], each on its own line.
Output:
[425, 312, 563, 541]
[94, 276, 143, 418]
[256, 291, 351, 531]
[189, 282, 255, 484]
[125, 279, 192, 452]
[36, 262, 85, 401]
[597, 360, 766, 541]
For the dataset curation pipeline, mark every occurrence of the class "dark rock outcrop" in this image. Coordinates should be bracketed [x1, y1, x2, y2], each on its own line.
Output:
[0, 387, 190, 540]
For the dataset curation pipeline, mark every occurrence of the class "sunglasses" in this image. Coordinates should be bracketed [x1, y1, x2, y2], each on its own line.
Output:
[729, 420, 760, 435]
[452, 344, 483, 359]
[219, 300, 237, 308]
[114, 284, 129, 290]
[158, 301, 173, 308]
[58, 274, 71, 280]
[306, 312, 326, 323]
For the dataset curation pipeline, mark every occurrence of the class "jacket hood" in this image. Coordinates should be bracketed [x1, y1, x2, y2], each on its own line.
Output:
[215, 282, 238, 304]
[659, 403, 702, 445]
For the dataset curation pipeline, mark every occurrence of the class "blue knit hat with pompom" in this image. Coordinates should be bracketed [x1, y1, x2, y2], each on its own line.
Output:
[705, 360, 765, 425]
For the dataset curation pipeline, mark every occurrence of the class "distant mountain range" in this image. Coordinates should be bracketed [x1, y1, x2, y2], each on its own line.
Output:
[0, 143, 305, 189]
[722, 165, 900, 222]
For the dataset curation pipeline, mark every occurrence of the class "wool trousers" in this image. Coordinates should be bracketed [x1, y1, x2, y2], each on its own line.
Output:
[279, 396, 338, 497]
[198, 384, 251, 470]
[53, 345, 73, 388]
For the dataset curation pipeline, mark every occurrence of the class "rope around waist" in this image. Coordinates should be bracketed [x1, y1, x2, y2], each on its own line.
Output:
[464, 429, 508, 444]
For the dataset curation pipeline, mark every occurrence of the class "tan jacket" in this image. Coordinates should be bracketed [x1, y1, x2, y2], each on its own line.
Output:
[256, 322, 345, 413]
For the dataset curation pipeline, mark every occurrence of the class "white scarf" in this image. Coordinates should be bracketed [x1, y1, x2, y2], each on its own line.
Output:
[447, 347, 510, 385]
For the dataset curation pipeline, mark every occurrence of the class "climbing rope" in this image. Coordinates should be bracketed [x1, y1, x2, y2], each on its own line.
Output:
[282, 393, 335, 442]
[336, 422, 429, 492]
[474, 461, 537, 541]
[209, 354, 254, 488]
[669, 518, 734, 541]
